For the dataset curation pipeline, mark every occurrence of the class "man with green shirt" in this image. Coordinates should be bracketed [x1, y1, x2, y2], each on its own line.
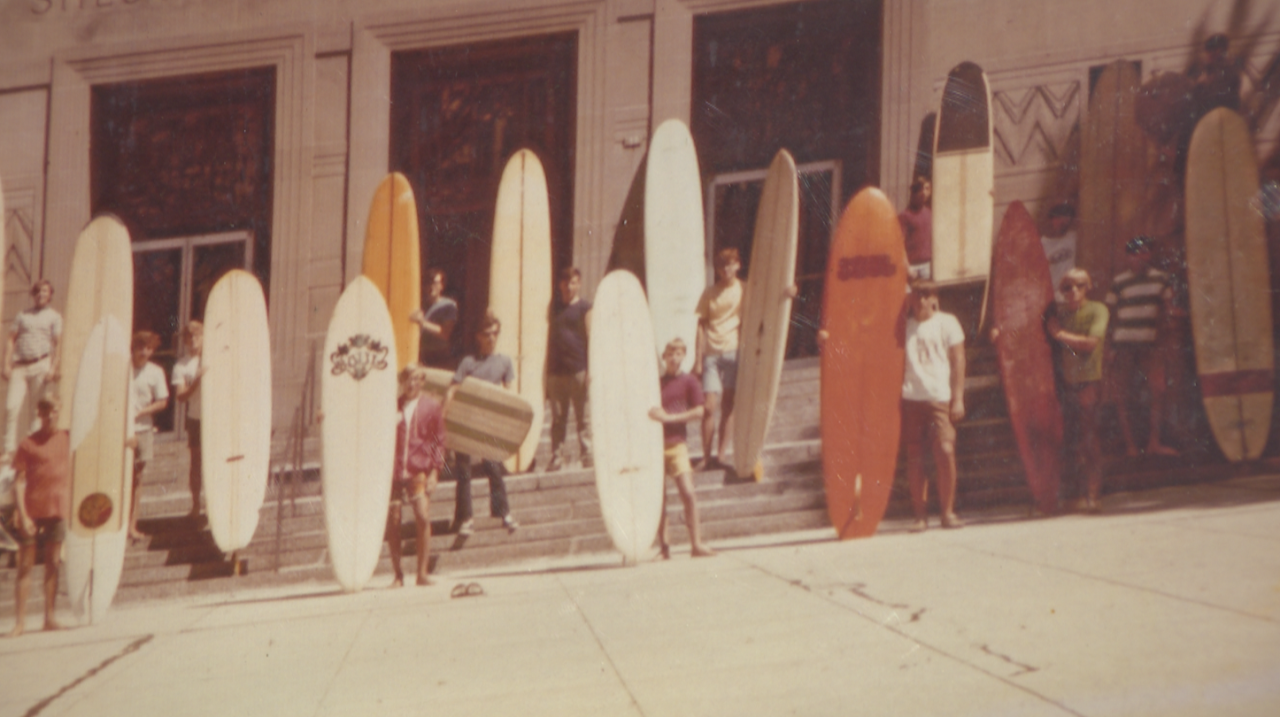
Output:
[1047, 267, 1109, 512]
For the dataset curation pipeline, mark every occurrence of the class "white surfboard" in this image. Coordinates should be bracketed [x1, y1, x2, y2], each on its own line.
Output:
[322, 276, 398, 592]
[490, 149, 552, 472]
[732, 150, 799, 481]
[645, 119, 706, 372]
[202, 270, 272, 554]
[931, 61, 994, 284]
[589, 270, 664, 563]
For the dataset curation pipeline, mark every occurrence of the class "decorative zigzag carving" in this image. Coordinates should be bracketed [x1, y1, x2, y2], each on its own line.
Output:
[992, 82, 1081, 169]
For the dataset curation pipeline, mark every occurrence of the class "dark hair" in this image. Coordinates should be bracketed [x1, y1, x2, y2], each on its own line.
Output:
[425, 268, 446, 287]
[909, 279, 939, 297]
[1205, 33, 1229, 52]
[30, 280, 53, 298]
[558, 266, 581, 284]
[714, 247, 741, 270]
[1048, 203, 1076, 219]
[475, 309, 501, 335]
[909, 178, 930, 194]
[132, 330, 161, 351]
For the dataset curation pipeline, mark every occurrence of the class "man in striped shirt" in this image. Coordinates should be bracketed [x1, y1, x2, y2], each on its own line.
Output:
[1105, 236, 1178, 457]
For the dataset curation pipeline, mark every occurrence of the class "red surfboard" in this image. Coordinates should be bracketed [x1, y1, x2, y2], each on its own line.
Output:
[991, 201, 1063, 515]
[821, 187, 907, 539]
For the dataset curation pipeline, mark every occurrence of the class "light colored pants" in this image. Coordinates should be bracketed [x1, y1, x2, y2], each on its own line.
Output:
[547, 371, 591, 459]
[5, 356, 51, 454]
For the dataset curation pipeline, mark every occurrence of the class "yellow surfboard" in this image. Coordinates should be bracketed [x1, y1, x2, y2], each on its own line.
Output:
[363, 172, 422, 371]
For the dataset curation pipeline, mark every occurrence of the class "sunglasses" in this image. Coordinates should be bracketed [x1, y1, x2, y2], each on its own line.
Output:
[1060, 282, 1088, 292]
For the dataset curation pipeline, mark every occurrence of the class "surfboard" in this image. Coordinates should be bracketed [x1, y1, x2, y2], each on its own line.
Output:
[645, 119, 706, 372]
[821, 187, 907, 539]
[202, 269, 272, 554]
[490, 149, 551, 473]
[363, 172, 421, 371]
[1185, 107, 1273, 462]
[589, 270, 664, 562]
[732, 150, 799, 482]
[931, 61, 994, 285]
[322, 276, 398, 592]
[1079, 60, 1148, 299]
[991, 202, 1063, 514]
[57, 215, 134, 623]
[420, 368, 533, 463]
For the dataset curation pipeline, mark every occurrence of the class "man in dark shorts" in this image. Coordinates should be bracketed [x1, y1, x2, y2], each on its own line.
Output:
[8, 396, 69, 636]
[545, 267, 592, 471]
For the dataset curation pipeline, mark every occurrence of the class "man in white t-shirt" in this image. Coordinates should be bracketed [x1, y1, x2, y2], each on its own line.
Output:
[172, 321, 205, 518]
[901, 280, 967, 532]
[2, 280, 62, 457]
[128, 331, 169, 541]
[1040, 203, 1078, 303]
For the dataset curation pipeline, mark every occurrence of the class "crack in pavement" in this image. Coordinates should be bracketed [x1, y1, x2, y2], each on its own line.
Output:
[23, 634, 154, 717]
[979, 643, 1039, 677]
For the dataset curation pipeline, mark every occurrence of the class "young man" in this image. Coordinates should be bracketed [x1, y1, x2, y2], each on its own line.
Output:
[1040, 203, 1078, 302]
[694, 247, 744, 470]
[410, 268, 458, 369]
[171, 321, 205, 518]
[8, 396, 69, 636]
[1048, 268, 1110, 512]
[3, 280, 62, 458]
[128, 331, 170, 542]
[1105, 236, 1178, 457]
[901, 280, 966, 531]
[447, 311, 518, 536]
[545, 266, 592, 471]
[388, 365, 445, 587]
[649, 338, 715, 558]
[898, 178, 933, 280]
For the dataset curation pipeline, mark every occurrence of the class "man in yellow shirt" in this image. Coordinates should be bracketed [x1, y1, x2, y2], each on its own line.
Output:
[694, 248, 744, 470]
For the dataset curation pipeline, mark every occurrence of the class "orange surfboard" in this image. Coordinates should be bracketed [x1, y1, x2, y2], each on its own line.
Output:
[821, 187, 907, 539]
[990, 202, 1063, 514]
[362, 173, 421, 371]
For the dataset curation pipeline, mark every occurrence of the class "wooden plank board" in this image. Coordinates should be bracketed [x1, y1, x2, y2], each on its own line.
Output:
[932, 61, 994, 284]
[490, 149, 552, 472]
[1185, 107, 1274, 462]
[362, 172, 421, 371]
[589, 270, 664, 562]
[420, 368, 533, 463]
[991, 201, 1063, 514]
[732, 149, 799, 481]
[821, 188, 907, 539]
[322, 276, 398, 592]
[202, 269, 273, 553]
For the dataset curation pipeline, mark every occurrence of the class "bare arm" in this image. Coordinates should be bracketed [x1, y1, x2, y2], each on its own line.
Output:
[1047, 316, 1102, 354]
[948, 342, 966, 423]
[11, 473, 33, 534]
[649, 405, 706, 423]
[2, 330, 15, 381]
[47, 332, 60, 382]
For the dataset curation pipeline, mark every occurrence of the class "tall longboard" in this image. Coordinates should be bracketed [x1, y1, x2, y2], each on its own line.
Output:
[821, 188, 907, 539]
[1079, 60, 1147, 299]
[1185, 108, 1274, 462]
[589, 270, 664, 562]
[490, 150, 551, 472]
[732, 150, 799, 481]
[645, 120, 706, 372]
[202, 270, 272, 554]
[991, 202, 1063, 514]
[59, 215, 133, 624]
[420, 368, 533, 463]
[363, 172, 421, 371]
[932, 62, 994, 284]
[322, 276, 397, 592]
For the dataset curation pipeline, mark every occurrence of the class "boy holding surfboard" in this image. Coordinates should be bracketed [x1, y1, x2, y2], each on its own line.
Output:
[649, 338, 715, 558]
[410, 268, 458, 369]
[8, 396, 68, 636]
[694, 248, 744, 470]
[172, 321, 205, 518]
[128, 331, 170, 542]
[389, 365, 445, 586]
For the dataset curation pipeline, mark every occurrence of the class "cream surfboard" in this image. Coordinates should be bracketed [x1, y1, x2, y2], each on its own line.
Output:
[363, 172, 421, 371]
[0, 175, 7, 516]
[645, 119, 706, 372]
[322, 276, 398, 592]
[1185, 107, 1273, 462]
[732, 150, 799, 481]
[202, 270, 272, 554]
[932, 61, 994, 284]
[420, 368, 533, 463]
[490, 150, 551, 472]
[58, 215, 133, 624]
[589, 270, 664, 563]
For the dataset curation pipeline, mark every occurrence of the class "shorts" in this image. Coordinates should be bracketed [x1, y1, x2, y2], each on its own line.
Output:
[908, 262, 932, 280]
[1108, 343, 1166, 399]
[701, 352, 738, 394]
[185, 418, 202, 450]
[663, 443, 693, 478]
[390, 471, 437, 503]
[11, 516, 65, 548]
[134, 429, 155, 466]
[901, 400, 957, 448]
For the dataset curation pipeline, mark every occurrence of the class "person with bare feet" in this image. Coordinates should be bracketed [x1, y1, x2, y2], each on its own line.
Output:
[901, 280, 966, 532]
[388, 364, 445, 587]
[1105, 236, 1179, 458]
[172, 321, 205, 518]
[649, 338, 715, 558]
[693, 248, 744, 470]
[8, 396, 69, 636]
[128, 331, 169, 542]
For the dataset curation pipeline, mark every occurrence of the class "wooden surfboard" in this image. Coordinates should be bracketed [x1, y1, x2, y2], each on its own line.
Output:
[645, 119, 706, 372]
[363, 172, 421, 371]
[490, 149, 551, 473]
[322, 276, 398, 592]
[932, 62, 994, 284]
[1079, 60, 1147, 299]
[1185, 107, 1273, 462]
[202, 270, 272, 554]
[991, 202, 1063, 515]
[58, 215, 133, 624]
[589, 270, 664, 562]
[420, 368, 533, 463]
[732, 150, 799, 482]
[821, 188, 907, 539]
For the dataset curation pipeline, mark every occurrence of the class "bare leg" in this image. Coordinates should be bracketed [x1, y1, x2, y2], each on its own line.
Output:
[129, 467, 144, 541]
[9, 543, 33, 637]
[42, 539, 62, 630]
[1145, 352, 1178, 455]
[386, 501, 404, 587]
[698, 392, 722, 468]
[657, 489, 670, 559]
[717, 388, 736, 466]
[412, 493, 433, 585]
[188, 442, 203, 517]
[933, 435, 962, 527]
[674, 471, 714, 556]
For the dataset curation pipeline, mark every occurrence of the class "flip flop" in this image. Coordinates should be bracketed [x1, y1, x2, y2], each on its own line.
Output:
[465, 582, 485, 597]
[450, 583, 468, 598]
[450, 582, 486, 598]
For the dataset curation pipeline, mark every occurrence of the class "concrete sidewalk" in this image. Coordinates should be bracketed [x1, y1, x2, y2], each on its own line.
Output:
[2, 474, 1279, 717]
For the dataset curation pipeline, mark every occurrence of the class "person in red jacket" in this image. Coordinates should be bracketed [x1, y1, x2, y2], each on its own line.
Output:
[387, 364, 446, 587]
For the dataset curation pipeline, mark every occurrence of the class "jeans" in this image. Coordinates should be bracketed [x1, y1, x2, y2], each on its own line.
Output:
[451, 452, 511, 523]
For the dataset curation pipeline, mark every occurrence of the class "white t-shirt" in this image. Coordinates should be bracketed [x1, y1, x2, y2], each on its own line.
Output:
[172, 355, 201, 421]
[1040, 230, 1077, 302]
[131, 361, 170, 432]
[902, 312, 965, 403]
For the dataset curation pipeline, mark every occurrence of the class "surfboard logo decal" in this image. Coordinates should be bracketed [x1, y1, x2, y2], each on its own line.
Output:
[837, 255, 896, 281]
[330, 334, 390, 381]
[78, 492, 114, 530]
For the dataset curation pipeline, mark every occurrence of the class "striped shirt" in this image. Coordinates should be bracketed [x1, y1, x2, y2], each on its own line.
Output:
[1105, 268, 1172, 345]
